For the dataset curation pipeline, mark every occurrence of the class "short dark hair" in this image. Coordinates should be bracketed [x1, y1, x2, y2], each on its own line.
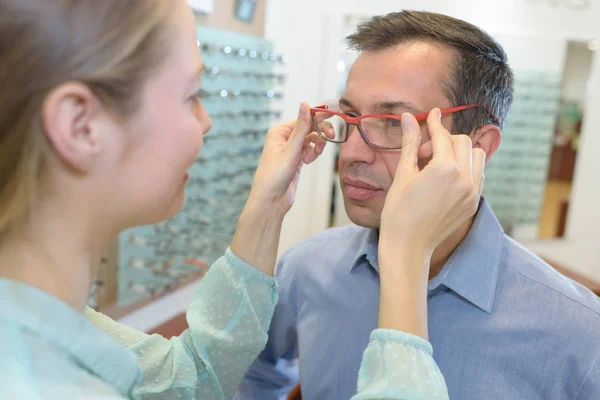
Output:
[347, 10, 514, 134]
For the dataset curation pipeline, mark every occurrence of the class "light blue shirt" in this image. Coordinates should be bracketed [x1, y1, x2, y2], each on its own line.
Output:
[0, 250, 279, 400]
[0, 277, 142, 399]
[0, 247, 445, 400]
[235, 200, 600, 400]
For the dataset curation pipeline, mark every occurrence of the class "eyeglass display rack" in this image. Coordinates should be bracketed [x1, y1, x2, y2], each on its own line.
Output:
[88, 25, 287, 313]
[482, 71, 561, 234]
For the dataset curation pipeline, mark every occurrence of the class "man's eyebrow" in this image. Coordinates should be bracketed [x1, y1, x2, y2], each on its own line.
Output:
[339, 97, 421, 114]
[373, 100, 421, 114]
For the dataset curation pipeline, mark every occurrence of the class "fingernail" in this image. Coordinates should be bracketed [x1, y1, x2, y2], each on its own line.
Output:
[435, 108, 441, 121]
[401, 113, 413, 130]
[299, 102, 309, 119]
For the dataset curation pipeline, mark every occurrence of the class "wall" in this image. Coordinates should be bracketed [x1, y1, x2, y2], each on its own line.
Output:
[266, 0, 600, 280]
[561, 41, 595, 104]
[195, 0, 265, 37]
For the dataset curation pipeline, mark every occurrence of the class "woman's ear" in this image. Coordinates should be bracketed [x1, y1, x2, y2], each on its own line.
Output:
[42, 82, 104, 172]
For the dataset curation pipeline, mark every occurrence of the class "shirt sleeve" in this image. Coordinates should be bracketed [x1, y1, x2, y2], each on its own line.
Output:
[234, 250, 300, 400]
[351, 329, 449, 400]
[85, 247, 278, 400]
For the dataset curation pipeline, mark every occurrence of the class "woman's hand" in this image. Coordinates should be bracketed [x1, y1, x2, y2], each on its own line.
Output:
[246, 102, 327, 217]
[380, 108, 486, 262]
[231, 103, 328, 276]
[377, 108, 486, 338]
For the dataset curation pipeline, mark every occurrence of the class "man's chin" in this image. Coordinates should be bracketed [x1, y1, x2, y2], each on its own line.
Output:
[344, 202, 381, 229]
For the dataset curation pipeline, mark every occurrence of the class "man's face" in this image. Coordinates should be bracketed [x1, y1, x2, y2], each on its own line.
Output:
[338, 40, 456, 228]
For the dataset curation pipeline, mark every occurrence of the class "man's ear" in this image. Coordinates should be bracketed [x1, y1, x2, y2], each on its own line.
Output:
[471, 124, 502, 162]
[42, 82, 104, 172]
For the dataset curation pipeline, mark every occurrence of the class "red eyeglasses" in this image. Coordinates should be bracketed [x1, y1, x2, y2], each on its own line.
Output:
[309, 103, 499, 150]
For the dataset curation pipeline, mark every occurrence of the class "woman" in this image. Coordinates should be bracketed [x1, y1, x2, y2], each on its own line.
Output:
[0, 0, 465, 398]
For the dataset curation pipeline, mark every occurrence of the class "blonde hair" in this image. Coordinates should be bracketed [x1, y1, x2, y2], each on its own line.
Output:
[0, 0, 174, 236]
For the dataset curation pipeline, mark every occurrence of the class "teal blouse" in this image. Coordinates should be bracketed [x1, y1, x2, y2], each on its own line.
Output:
[0, 248, 448, 399]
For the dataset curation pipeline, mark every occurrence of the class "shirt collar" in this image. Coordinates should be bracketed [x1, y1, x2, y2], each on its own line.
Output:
[0, 278, 142, 397]
[350, 227, 379, 272]
[349, 198, 504, 313]
[428, 199, 504, 313]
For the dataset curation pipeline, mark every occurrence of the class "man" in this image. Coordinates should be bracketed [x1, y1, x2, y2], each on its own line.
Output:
[235, 11, 600, 400]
